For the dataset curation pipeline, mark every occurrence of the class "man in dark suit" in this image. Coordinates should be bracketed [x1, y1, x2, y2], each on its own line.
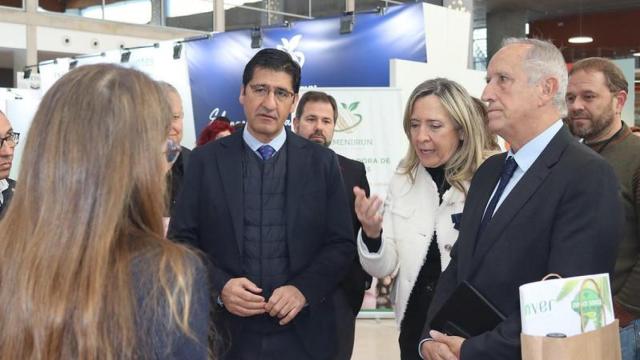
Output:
[293, 91, 372, 359]
[159, 81, 191, 218]
[169, 49, 355, 360]
[420, 38, 623, 359]
[0, 110, 17, 217]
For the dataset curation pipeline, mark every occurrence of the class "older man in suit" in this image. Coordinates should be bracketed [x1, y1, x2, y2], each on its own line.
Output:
[293, 90, 372, 360]
[0, 110, 17, 217]
[169, 49, 355, 360]
[419, 38, 623, 359]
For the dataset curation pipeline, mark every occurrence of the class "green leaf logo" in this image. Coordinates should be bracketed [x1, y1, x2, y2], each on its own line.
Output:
[336, 101, 363, 133]
[570, 279, 606, 331]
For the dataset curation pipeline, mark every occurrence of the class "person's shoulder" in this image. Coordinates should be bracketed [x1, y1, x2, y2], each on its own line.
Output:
[180, 146, 192, 156]
[621, 130, 640, 151]
[191, 131, 242, 158]
[475, 151, 506, 175]
[337, 154, 364, 168]
[288, 130, 335, 158]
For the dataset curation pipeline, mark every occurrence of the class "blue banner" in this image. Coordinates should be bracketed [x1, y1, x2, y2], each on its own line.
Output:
[186, 3, 426, 134]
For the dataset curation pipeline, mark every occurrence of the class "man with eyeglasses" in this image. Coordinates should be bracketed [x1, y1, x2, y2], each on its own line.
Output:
[169, 48, 355, 360]
[0, 110, 18, 217]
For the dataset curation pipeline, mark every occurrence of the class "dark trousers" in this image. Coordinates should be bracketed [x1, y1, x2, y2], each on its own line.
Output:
[333, 290, 356, 360]
[221, 327, 312, 360]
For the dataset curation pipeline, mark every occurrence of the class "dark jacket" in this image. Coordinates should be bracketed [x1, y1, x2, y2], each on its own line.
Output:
[168, 129, 355, 359]
[422, 126, 623, 359]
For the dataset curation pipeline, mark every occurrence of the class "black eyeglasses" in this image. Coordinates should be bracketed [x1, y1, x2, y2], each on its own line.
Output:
[0, 132, 20, 149]
[248, 84, 295, 103]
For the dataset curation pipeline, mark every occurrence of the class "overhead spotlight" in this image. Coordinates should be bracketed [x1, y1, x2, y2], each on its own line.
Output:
[173, 43, 183, 59]
[251, 27, 262, 49]
[69, 59, 78, 70]
[120, 50, 131, 63]
[340, 12, 355, 34]
[23, 67, 31, 79]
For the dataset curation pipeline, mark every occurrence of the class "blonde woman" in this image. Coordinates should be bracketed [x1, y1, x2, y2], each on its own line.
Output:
[0, 64, 209, 359]
[354, 78, 497, 359]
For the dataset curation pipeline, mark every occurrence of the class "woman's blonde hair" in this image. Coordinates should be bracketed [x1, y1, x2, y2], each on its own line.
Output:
[0, 64, 199, 359]
[399, 78, 497, 194]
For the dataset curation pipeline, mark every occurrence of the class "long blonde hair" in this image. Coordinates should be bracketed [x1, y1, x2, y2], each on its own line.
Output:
[399, 78, 497, 194]
[0, 64, 199, 359]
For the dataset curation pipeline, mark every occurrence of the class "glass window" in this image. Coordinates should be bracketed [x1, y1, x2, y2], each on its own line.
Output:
[38, 0, 152, 25]
[1, 0, 23, 9]
[472, 27, 487, 71]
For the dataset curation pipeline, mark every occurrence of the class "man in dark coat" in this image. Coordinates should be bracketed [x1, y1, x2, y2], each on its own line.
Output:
[293, 90, 372, 360]
[169, 49, 355, 360]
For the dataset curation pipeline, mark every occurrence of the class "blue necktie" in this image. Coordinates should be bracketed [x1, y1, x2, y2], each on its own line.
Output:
[257, 145, 275, 160]
[477, 156, 518, 238]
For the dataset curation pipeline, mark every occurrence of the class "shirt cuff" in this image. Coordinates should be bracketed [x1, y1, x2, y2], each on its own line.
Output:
[418, 338, 434, 359]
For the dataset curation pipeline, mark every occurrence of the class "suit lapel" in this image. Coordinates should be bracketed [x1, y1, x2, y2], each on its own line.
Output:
[469, 126, 572, 275]
[218, 133, 245, 255]
[458, 154, 505, 278]
[285, 131, 311, 250]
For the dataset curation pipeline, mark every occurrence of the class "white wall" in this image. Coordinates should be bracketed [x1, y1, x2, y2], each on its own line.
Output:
[390, 58, 487, 111]
[0, 23, 26, 49]
[36, 26, 156, 55]
[422, 2, 471, 69]
[612, 58, 636, 127]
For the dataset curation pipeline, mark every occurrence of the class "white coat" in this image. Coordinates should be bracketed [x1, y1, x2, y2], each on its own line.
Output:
[358, 166, 467, 326]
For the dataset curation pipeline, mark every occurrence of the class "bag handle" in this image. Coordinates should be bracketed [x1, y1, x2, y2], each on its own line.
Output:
[541, 273, 561, 281]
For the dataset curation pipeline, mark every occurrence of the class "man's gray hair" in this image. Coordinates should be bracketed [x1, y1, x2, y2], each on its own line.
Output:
[502, 38, 568, 117]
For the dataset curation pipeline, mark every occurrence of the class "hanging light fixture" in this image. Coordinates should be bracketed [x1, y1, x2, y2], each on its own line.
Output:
[568, 0, 593, 44]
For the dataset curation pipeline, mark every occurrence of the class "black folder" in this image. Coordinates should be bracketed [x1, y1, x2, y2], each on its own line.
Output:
[430, 281, 506, 339]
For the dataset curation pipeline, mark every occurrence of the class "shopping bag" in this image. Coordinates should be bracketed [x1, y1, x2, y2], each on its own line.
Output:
[521, 319, 621, 360]
[520, 273, 621, 360]
[520, 273, 614, 336]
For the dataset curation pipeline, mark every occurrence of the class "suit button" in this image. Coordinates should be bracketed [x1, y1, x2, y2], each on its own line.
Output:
[444, 244, 452, 252]
[426, 285, 433, 292]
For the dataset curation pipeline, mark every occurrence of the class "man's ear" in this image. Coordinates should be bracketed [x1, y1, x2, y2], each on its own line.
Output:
[289, 94, 299, 114]
[613, 90, 628, 114]
[539, 76, 559, 106]
[239, 85, 246, 105]
[292, 117, 300, 132]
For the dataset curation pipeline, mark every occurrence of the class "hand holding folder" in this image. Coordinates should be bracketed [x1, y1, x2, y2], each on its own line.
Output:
[430, 281, 506, 338]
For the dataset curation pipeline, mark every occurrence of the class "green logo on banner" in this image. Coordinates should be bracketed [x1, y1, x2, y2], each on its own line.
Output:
[336, 101, 363, 133]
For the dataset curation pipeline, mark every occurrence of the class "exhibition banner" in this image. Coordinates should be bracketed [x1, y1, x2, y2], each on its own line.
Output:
[186, 2, 427, 135]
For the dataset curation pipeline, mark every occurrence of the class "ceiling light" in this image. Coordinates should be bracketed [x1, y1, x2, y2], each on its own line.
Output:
[633, 52, 640, 57]
[569, 0, 593, 45]
[568, 36, 593, 44]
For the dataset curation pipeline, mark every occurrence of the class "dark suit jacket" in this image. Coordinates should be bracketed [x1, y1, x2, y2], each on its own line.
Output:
[337, 154, 372, 315]
[169, 129, 355, 359]
[0, 178, 15, 217]
[167, 146, 191, 217]
[422, 126, 623, 359]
